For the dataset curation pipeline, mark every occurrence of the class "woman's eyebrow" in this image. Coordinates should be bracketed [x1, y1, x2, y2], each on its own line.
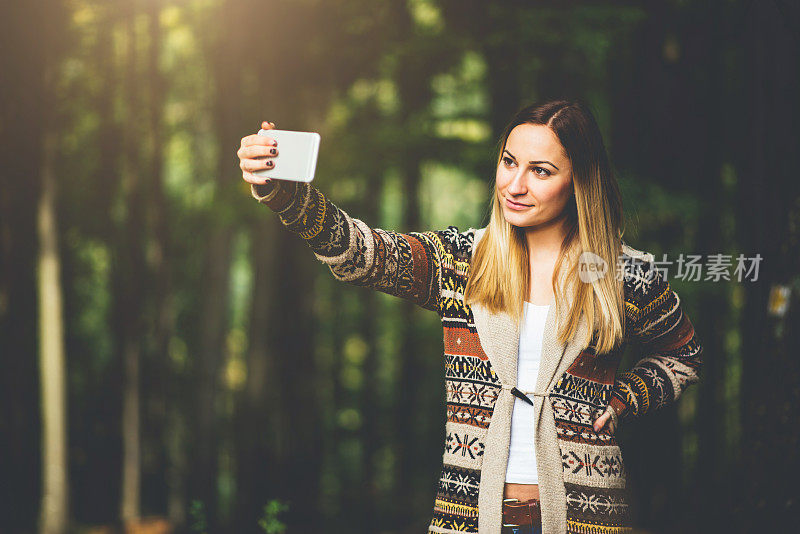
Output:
[503, 149, 559, 171]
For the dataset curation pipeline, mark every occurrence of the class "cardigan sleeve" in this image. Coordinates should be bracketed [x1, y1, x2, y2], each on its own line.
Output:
[609, 258, 703, 422]
[250, 180, 445, 313]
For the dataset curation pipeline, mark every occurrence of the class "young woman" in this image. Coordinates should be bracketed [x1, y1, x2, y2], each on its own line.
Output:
[236, 99, 703, 534]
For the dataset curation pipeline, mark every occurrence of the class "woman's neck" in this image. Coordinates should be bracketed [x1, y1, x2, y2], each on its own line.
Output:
[523, 213, 570, 262]
[523, 214, 570, 305]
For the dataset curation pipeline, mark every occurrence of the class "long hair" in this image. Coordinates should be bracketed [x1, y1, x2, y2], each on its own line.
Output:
[463, 99, 626, 354]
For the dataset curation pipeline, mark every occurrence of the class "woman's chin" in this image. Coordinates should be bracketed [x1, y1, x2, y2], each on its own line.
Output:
[502, 210, 535, 226]
[505, 216, 548, 231]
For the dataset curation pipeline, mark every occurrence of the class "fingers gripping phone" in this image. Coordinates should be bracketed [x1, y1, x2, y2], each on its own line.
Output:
[253, 128, 320, 183]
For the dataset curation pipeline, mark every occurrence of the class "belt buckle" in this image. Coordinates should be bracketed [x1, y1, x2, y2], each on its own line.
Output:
[503, 497, 540, 529]
[503, 498, 528, 528]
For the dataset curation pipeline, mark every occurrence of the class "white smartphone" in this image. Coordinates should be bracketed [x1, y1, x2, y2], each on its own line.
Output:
[253, 128, 320, 182]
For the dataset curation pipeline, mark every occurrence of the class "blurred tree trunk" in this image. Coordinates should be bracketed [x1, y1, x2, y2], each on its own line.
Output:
[0, 0, 48, 530]
[269, 224, 320, 530]
[119, 4, 146, 524]
[234, 217, 279, 531]
[145, 2, 176, 523]
[31, 0, 72, 532]
[190, 0, 243, 526]
[738, 1, 800, 531]
[682, 4, 734, 532]
[79, 10, 125, 525]
[482, 3, 522, 139]
[37, 65, 69, 534]
[190, 99, 235, 534]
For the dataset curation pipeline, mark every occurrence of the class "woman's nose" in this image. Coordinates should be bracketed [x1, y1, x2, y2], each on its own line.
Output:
[508, 170, 527, 195]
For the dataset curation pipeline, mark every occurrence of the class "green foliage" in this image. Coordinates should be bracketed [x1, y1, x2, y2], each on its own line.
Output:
[257, 500, 289, 534]
[188, 500, 207, 534]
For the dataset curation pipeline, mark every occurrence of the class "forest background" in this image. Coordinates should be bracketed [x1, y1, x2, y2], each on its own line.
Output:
[1, 0, 799, 533]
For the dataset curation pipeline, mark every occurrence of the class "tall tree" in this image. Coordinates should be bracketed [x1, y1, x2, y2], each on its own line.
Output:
[738, 1, 800, 531]
[22, 0, 72, 532]
[143, 0, 175, 523]
[83, 4, 125, 524]
[0, 0, 48, 529]
[680, 3, 736, 532]
[37, 57, 70, 534]
[190, 0, 244, 525]
[117, 2, 148, 522]
[233, 216, 279, 530]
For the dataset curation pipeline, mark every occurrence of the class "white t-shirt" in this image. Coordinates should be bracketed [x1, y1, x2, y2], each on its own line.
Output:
[504, 301, 550, 484]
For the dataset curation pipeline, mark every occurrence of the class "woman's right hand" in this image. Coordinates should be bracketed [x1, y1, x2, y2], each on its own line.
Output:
[237, 120, 279, 185]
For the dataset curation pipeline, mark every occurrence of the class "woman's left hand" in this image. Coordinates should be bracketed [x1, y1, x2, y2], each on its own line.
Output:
[593, 405, 618, 434]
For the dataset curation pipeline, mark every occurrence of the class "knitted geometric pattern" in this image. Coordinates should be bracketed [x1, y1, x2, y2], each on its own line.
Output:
[251, 181, 703, 534]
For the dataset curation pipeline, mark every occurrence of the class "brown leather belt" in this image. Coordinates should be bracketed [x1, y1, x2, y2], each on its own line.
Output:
[502, 497, 542, 527]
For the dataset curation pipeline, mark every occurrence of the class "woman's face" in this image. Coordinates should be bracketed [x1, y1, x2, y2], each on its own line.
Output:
[496, 123, 574, 228]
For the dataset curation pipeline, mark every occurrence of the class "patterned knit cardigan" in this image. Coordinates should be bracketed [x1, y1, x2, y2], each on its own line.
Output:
[251, 179, 703, 534]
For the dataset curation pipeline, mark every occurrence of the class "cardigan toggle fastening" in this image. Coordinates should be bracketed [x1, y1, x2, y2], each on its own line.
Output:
[507, 385, 549, 406]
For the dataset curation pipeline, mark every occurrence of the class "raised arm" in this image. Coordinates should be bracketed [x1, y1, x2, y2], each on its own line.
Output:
[609, 258, 703, 422]
[250, 179, 448, 313]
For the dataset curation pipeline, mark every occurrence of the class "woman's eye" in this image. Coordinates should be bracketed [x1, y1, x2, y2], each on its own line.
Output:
[502, 156, 515, 167]
[534, 166, 551, 177]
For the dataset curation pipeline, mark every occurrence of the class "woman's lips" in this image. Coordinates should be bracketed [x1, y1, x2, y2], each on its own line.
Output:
[505, 198, 531, 210]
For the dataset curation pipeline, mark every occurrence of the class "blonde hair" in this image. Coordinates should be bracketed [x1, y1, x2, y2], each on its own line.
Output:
[464, 100, 626, 354]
